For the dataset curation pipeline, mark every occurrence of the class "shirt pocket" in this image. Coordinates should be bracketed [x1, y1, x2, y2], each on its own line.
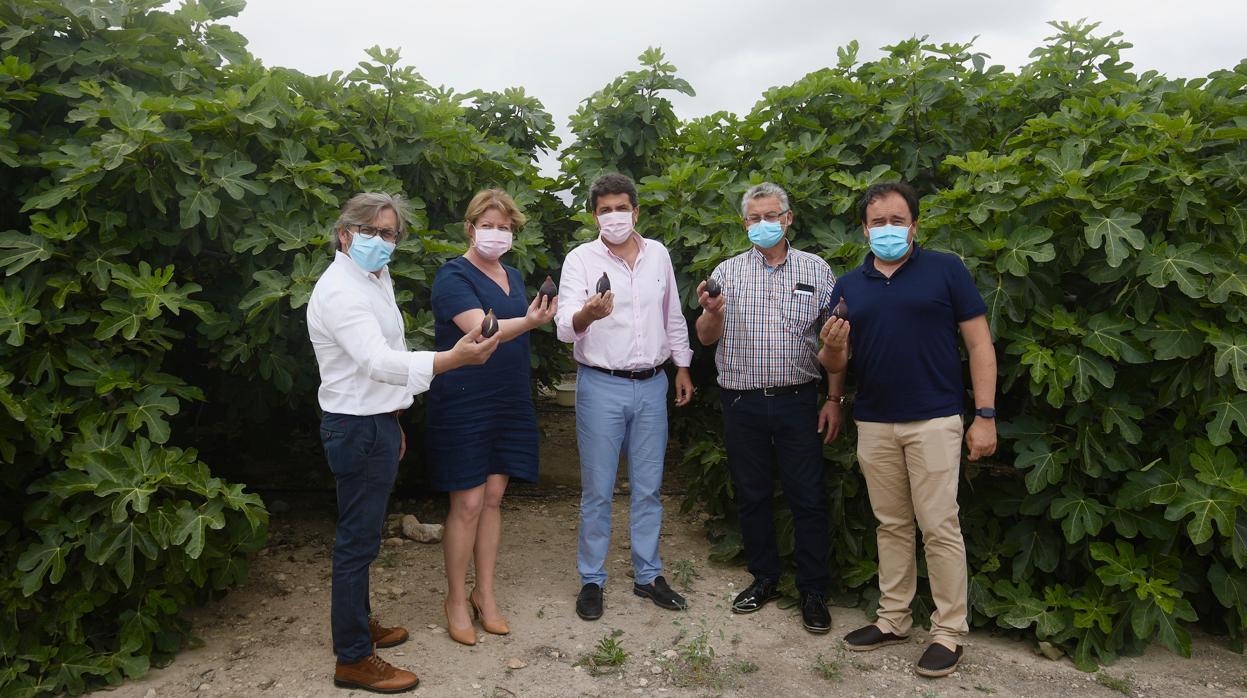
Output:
[781, 289, 820, 338]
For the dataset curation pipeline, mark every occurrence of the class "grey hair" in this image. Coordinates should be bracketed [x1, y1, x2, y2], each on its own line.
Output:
[331, 192, 411, 251]
[740, 182, 790, 217]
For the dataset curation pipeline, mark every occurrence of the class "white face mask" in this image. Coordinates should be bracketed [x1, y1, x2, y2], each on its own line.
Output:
[472, 225, 513, 260]
[597, 211, 635, 244]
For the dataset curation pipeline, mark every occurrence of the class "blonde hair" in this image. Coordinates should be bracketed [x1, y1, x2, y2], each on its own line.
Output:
[332, 192, 411, 251]
[464, 189, 527, 230]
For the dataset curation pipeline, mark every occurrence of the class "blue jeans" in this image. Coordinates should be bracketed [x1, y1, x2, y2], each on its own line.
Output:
[720, 383, 830, 595]
[575, 366, 669, 587]
[320, 412, 401, 664]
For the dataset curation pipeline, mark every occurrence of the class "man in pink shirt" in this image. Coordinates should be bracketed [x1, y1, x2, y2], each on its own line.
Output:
[555, 173, 694, 621]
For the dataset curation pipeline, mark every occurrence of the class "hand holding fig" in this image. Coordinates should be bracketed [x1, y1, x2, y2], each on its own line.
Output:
[526, 289, 557, 327]
[696, 280, 726, 316]
[452, 325, 499, 366]
[581, 290, 613, 321]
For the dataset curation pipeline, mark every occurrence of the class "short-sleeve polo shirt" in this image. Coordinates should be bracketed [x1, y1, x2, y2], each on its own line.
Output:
[830, 244, 987, 423]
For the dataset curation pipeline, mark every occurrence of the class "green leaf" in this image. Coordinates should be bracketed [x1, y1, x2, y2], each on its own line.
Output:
[1083, 208, 1144, 267]
[118, 386, 179, 444]
[1203, 393, 1247, 446]
[1066, 349, 1115, 402]
[1050, 487, 1107, 543]
[0, 231, 53, 274]
[1014, 439, 1069, 494]
[175, 178, 221, 229]
[16, 535, 73, 596]
[1135, 315, 1204, 360]
[1209, 331, 1247, 392]
[1164, 480, 1240, 545]
[172, 500, 227, 559]
[1090, 541, 1148, 590]
[1136, 242, 1214, 299]
[995, 225, 1055, 276]
[1081, 314, 1149, 363]
[210, 155, 268, 200]
[1209, 563, 1247, 619]
[1101, 396, 1144, 444]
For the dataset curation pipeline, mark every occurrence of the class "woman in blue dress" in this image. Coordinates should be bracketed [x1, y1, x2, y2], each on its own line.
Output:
[426, 189, 556, 646]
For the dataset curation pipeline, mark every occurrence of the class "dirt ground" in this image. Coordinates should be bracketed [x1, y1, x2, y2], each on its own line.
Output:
[99, 405, 1247, 698]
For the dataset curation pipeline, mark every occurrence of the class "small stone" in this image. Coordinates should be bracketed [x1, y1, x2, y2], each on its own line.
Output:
[471, 684, 481, 689]
[401, 514, 444, 543]
[507, 657, 527, 669]
[391, 586, 403, 596]
[298, 626, 311, 636]
[196, 683, 211, 692]
[650, 665, 662, 675]
[383, 537, 406, 546]
[426, 624, 438, 629]
[143, 690, 156, 698]
[662, 649, 678, 660]
[275, 573, 288, 583]
[639, 678, 648, 687]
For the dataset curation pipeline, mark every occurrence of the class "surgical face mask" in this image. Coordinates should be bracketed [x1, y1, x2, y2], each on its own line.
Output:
[868, 224, 912, 262]
[472, 225, 513, 260]
[597, 211, 635, 244]
[747, 219, 785, 248]
[347, 232, 396, 272]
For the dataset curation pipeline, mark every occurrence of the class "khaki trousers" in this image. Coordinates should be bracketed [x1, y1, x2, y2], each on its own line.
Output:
[856, 415, 968, 648]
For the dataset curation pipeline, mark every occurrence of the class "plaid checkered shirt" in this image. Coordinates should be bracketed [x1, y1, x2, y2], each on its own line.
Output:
[709, 243, 836, 391]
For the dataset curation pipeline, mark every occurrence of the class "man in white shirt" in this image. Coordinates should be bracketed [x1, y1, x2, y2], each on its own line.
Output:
[307, 192, 498, 693]
[554, 174, 694, 622]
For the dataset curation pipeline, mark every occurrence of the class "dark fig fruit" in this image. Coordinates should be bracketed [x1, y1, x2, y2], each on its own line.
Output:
[538, 275, 557, 302]
[705, 278, 722, 298]
[596, 271, 611, 295]
[831, 298, 848, 320]
[481, 309, 499, 338]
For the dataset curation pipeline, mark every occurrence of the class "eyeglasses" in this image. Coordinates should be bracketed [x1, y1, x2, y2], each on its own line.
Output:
[745, 210, 789, 224]
[347, 224, 401, 243]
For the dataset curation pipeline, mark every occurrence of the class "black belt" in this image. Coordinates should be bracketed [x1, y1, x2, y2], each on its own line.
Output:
[581, 363, 664, 380]
[723, 381, 815, 397]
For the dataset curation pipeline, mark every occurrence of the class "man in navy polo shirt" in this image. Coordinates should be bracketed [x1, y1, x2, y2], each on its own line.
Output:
[818, 181, 997, 678]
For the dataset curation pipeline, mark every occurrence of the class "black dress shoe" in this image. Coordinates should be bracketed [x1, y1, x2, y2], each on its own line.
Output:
[799, 592, 831, 634]
[633, 575, 687, 610]
[576, 583, 603, 621]
[844, 624, 909, 651]
[915, 642, 962, 678]
[731, 577, 779, 614]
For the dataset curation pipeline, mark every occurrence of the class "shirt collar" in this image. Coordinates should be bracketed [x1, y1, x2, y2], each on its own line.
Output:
[594, 233, 647, 262]
[334, 250, 390, 283]
[861, 242, 922, 278]
[749, 239, 791, 270]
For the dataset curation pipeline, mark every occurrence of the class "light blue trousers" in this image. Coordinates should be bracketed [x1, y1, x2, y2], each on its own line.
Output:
[575, 365, 669, 587]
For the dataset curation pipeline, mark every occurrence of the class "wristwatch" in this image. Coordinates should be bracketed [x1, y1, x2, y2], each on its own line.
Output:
[974, 407, 996, 418]
[827, 394, 845, 405]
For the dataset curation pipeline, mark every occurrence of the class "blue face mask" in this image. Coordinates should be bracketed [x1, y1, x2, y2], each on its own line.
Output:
[747, 220, 785, 248]
[347, 233, 396, 273]
[868, 224, 911, 262]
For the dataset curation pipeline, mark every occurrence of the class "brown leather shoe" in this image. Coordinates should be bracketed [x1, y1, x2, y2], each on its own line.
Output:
[333, 654, 418, 693]
[369, 618, 409, 648]
[469, 588, 511, 635]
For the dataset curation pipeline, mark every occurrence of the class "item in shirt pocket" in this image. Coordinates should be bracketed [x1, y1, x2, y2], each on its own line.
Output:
[539, 275, 558, 302]
[831, 297, 849, 320]
[596, 272, 611, 295]
[704, 277, 722, 298]
[481, 309, 499, 338]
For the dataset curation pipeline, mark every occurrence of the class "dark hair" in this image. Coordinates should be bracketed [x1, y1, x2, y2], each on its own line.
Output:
[857, 181, 919, 225]
[588, 173, 638, 212]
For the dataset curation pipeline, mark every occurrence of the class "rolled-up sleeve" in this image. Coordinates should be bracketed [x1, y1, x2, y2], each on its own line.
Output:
[555, 248, 590, 343]
[323, 297, 437, 395]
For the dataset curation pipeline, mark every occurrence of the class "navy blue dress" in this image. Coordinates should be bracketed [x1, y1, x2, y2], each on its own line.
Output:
[425, 256, 538, 491]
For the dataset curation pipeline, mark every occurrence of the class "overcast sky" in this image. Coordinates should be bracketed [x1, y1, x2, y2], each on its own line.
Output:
[222, 0, 1245, 167]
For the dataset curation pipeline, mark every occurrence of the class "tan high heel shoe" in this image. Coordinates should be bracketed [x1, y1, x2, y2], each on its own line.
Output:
[469, 589, 511, 635]
[444, 598, 477, 646]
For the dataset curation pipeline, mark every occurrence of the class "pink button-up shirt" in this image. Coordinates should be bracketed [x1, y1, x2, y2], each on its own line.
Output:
[555, 235, 693, 371]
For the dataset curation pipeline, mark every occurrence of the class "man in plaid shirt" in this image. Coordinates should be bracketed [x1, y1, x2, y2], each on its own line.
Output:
[695, 182, 840, 634]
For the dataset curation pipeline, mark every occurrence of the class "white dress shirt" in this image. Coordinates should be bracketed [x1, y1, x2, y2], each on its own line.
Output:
[307, 252, 436, 415]
[554, 235, 693, 371]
